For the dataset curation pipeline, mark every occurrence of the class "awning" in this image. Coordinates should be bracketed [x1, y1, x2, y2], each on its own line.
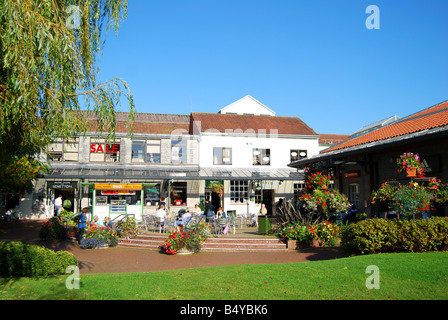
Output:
[43, 164, 304, 181]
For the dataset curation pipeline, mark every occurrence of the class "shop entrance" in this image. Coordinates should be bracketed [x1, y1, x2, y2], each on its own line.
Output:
[47, 181, 78, 215]
[54, 189, 75, 212]
[262, 189, 275, 216]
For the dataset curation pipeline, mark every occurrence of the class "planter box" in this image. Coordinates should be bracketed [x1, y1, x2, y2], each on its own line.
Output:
[287, 239, 321, 250]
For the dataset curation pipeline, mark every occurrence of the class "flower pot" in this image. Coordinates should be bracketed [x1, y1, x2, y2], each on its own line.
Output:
[177, 247, 193, 255]
[310, 239, 321, 247]
[406, 167, 417, 177]
[287, 240, 298, 250]
[95, 244, 109, 249]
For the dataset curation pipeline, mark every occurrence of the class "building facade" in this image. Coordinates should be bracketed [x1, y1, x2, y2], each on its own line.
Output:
[13, 96, 322, 221]
[289, 100, 448, 217]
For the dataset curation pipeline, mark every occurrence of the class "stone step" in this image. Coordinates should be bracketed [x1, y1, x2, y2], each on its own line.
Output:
[119, 234, 287, 252]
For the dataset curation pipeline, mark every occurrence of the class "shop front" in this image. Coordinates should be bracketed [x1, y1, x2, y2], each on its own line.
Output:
[93, 183, 143, 222]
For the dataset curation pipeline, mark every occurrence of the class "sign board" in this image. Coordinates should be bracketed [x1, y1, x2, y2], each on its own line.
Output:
[47, 181, 78, 189]
[95, 184, 142, 190]
[344, 171, 360, 179]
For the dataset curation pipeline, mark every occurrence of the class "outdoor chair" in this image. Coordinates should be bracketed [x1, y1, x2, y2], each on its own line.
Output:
[154, 217, 163, 233]
[163, 217, 176, 234]
[227, 215, 237, 234]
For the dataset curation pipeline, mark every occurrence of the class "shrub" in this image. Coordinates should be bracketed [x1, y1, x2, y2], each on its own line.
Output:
[39, 217, 67, 241]
[0, 241, 78, 277]
[341, 217, 448, 255]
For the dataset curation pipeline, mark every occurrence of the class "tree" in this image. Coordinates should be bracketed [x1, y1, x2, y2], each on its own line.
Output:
[0, 0, 135, 193]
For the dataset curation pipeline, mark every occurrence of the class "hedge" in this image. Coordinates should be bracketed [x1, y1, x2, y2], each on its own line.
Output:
[0, 241, 78, 277]
[341, 217, 448, 255]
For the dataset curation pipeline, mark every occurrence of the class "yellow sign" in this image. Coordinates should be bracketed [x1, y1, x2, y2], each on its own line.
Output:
[95, 184, 142, 190]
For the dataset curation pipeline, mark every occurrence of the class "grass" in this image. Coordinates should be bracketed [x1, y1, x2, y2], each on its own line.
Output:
[1, 251, 447, 300]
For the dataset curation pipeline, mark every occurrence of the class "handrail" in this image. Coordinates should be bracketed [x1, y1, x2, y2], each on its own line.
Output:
[110, 213, 135, 224]
[184, 215, 203, 232]
[62, 212, 81, 230]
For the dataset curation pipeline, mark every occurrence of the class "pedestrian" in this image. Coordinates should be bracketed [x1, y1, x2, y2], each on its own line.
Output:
[78, 209, 87, 245]
[204, 200, 215, 222]
[54, 195, 63, 217]
[156, 204, 167, 233]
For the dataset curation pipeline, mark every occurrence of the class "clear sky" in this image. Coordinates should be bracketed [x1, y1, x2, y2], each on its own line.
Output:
[96, 0, 448, 135]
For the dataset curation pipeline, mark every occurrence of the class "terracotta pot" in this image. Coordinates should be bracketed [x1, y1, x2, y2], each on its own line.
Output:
[287, 240, 298, 250]
[310, 239, 321, 247]
[406, 167, 417, 177]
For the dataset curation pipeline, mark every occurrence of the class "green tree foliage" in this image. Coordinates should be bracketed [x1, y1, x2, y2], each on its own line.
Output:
[0, 0, 135, 193]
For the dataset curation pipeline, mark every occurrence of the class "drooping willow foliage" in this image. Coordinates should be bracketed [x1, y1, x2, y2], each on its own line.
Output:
[0, 0, 135, 192]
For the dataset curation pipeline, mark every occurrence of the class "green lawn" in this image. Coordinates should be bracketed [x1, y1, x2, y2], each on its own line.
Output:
[1, 252, 447, 300]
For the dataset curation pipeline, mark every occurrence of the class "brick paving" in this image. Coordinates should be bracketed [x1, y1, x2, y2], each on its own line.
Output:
[0, 220, 343, 274]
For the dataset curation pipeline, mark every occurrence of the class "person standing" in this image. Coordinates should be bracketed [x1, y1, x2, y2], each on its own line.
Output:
[54, 195, 63, 217]
[204, 200, 215, 222]
[156, 204, 167, 233]
[78, 209, 87, 245]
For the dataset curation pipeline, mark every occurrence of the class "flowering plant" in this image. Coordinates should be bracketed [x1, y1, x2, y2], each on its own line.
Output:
[394, 182, 432, 218]
[426, 178, 448, 204]
[276, 221, 340, 246]
[396, 152, 424, 175]
[371, 182, 400, 203]
[300, 189, 350, 219]
[39, 217, 67, 241]
[162, 230, 204, 254]
[305, 172, 331, 190]
[315, 221, 341, 246]
[80, 225, 118, 249]
[208, 180, 224, 195]
[276, 221, 314, 243]
[115, 216, 139, 240]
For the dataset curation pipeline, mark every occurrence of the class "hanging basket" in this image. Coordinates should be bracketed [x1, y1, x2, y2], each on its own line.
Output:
[406, 167, 417, 177]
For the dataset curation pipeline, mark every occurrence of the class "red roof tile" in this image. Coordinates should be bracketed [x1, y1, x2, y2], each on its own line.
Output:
[190, 112, 317, 136]
[319, 134, 351, 145]
[322, 100, 448, 153]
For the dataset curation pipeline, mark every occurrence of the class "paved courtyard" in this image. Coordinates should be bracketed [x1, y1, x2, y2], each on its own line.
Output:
[0, 220, 343, 274]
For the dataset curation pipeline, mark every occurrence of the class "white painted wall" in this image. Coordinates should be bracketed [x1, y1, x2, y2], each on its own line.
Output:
[199, 134, 320, 168]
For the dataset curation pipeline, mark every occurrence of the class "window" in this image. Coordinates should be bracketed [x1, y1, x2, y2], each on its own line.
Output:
[290, 150, 307, 162]
[294, 183, 305, 205]
[90, 138, 121, 162]
[171, 140, 187, 164]
[349, 184, 360, 207]
[47, 138, 79, 162]
[230, 180, 248, 203]
[213, 147, 232, 165]
[170, 182, 187, 206]
[132, 140, 161, 163]
[253, 148, 270, 166]
[144, 184, 160, 206]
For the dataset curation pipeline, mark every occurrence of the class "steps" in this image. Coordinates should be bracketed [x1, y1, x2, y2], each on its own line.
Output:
[119, 234, 287, 252]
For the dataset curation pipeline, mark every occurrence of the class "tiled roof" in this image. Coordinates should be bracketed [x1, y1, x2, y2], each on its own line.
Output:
[318, 134, 351, 145]
[190, 112, 317, 136]
[87, 112, 190, 135]
[322, 100, 448, 153]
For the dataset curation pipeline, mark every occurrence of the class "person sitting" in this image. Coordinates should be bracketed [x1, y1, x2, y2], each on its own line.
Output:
[217, 207, 226, 218]
[91, 215, 103, 227]
[182, 210, 192, 227]
[103, 217, 113, 228]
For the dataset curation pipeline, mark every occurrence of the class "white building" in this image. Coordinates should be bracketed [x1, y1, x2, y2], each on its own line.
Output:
[12, 96, 321, 220]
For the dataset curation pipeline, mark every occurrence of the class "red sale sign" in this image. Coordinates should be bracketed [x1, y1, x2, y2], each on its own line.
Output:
[90, 144, 119, 153]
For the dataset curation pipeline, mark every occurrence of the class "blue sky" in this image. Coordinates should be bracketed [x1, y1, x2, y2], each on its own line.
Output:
[97, 0, 448, 135]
